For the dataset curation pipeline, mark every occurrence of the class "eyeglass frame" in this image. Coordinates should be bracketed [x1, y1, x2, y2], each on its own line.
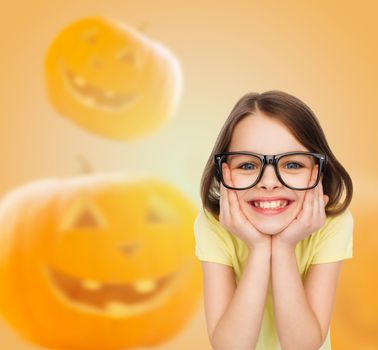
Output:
[214, 151, 328, 191]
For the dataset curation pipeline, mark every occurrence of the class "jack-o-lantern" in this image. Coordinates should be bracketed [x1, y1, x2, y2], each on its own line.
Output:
[44, 16, 182, 140]
[331, 195, 378, 348]
[0, 172, 201, 349]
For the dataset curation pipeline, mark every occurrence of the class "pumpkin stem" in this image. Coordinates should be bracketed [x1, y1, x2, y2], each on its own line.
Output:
[76, 154, 94, 173]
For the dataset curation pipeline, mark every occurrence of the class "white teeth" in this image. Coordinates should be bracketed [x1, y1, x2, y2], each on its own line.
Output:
[81, 279, 102, 290]
[104, 301, 129, 316]
[133, 279, 156, 293]
[73, 75, 86, 87]
[82, 278, 156, 293]
[253, 200, 289, 209]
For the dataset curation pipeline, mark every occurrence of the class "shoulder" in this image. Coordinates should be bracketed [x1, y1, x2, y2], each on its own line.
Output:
[319, 208, 354, 237]
[194, 208, 236, 243]
[308, 208, 354, 264]
[193, 208, 235, 266]
[195, 208, 227, 234]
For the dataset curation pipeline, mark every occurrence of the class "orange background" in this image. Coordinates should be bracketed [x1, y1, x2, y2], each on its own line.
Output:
[0, 0, 377, 349]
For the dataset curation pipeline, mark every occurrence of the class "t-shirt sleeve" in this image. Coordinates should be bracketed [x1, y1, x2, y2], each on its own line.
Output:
[193, 209, 233, 266]
[311, 209, 354, 264]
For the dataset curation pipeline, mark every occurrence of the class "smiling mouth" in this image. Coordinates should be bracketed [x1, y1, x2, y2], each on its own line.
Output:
[44, 262, 190, 317]
[248, 200, 294, 215]
[249, 200, 293, 209]
[60, 59, 140, 110]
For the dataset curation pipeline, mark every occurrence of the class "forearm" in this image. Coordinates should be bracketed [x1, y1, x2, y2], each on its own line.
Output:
[211, 245, 271, 350]
[271, 241, 323, 350]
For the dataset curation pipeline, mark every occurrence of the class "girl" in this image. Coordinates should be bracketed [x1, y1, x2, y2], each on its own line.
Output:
[193, 90, 353, 350]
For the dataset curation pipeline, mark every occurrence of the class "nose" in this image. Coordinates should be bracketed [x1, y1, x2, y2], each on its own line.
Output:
[119, 241, 140, 255]
[256, 164, 283, 190]
[90, 56, 103, 69]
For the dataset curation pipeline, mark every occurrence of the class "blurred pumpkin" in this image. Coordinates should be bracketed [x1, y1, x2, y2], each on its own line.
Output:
[0, 172, 201, 350]
[44, 16, 182, 140]
[331, 195, 378, 348]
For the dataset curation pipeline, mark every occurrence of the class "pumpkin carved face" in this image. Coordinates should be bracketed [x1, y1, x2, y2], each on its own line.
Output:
[0, 173, 201, 349]
[44, 16, 182, 140]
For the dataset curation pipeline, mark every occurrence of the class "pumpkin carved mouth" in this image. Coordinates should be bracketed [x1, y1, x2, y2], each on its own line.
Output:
[60, 59, 140, 110]
[45, 262, 190, 317]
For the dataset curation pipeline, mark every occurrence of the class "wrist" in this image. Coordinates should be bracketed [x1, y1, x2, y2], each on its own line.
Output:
[272, 238, 296, 255]
[248, 242, 272, 256]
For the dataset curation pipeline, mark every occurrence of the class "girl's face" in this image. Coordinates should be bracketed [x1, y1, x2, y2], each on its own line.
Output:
[228, 111, 311, 235]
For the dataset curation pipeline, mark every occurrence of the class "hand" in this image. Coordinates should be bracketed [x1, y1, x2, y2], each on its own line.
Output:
[272, 165, 330, 249]
[219, 162, 271, 251]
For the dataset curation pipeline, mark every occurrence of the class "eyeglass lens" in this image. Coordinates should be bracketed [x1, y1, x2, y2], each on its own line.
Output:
[221, 153, 319, 190]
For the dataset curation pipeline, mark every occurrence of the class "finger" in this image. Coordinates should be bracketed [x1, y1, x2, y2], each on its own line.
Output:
[303, 164, 318, 222]
[220, 162, 231, 221]
[224, 163, 244, 222]
[223, 164, 260, 237]
[324, 194, 329, 206]
[318, 172, 329, 206]
[317, 175, 328, 221]
[218, 163, 224, 218]
[223, 163, 237, 218]
[312, 165, 320, 217]
[314, 167, 326, 228]
[318, 182, 324, 219]
[317, 168, 328, 207]
[300, 189, 312, 222]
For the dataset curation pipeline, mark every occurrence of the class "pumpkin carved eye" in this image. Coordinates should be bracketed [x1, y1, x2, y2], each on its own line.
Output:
[115, 48, 143, 70]
[60, 199, 108, 231]
[116, 48, 135, 64]
[73, 208, 101, 229]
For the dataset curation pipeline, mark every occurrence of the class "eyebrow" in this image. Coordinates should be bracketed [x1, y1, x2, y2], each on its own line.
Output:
[228, 149, 309, 155]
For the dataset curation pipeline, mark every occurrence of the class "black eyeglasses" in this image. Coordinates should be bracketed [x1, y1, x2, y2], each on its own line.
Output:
[214, 151, 328, 191]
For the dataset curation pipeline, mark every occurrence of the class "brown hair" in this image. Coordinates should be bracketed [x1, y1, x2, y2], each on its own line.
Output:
[200, 90, 353, 221]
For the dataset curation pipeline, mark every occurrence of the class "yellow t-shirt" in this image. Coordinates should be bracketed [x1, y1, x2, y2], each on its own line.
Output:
[193, 207, 354, 350]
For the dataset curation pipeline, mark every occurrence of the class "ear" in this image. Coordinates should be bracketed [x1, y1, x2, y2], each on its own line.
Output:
[323, 194, 329, 206]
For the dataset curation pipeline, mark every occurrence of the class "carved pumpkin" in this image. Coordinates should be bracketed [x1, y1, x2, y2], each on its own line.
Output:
[44, 16, 182, 140]
[0, 172, 201, 349]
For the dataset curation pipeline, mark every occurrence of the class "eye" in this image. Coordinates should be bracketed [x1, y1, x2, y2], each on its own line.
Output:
[115, 48, 143, 69]
[58, 199, 108, 232]
[284, 162, 303, 170]
[115, 48, 135, 64]
[239, 163, 258, 171]
[72, 208, 101, 228]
